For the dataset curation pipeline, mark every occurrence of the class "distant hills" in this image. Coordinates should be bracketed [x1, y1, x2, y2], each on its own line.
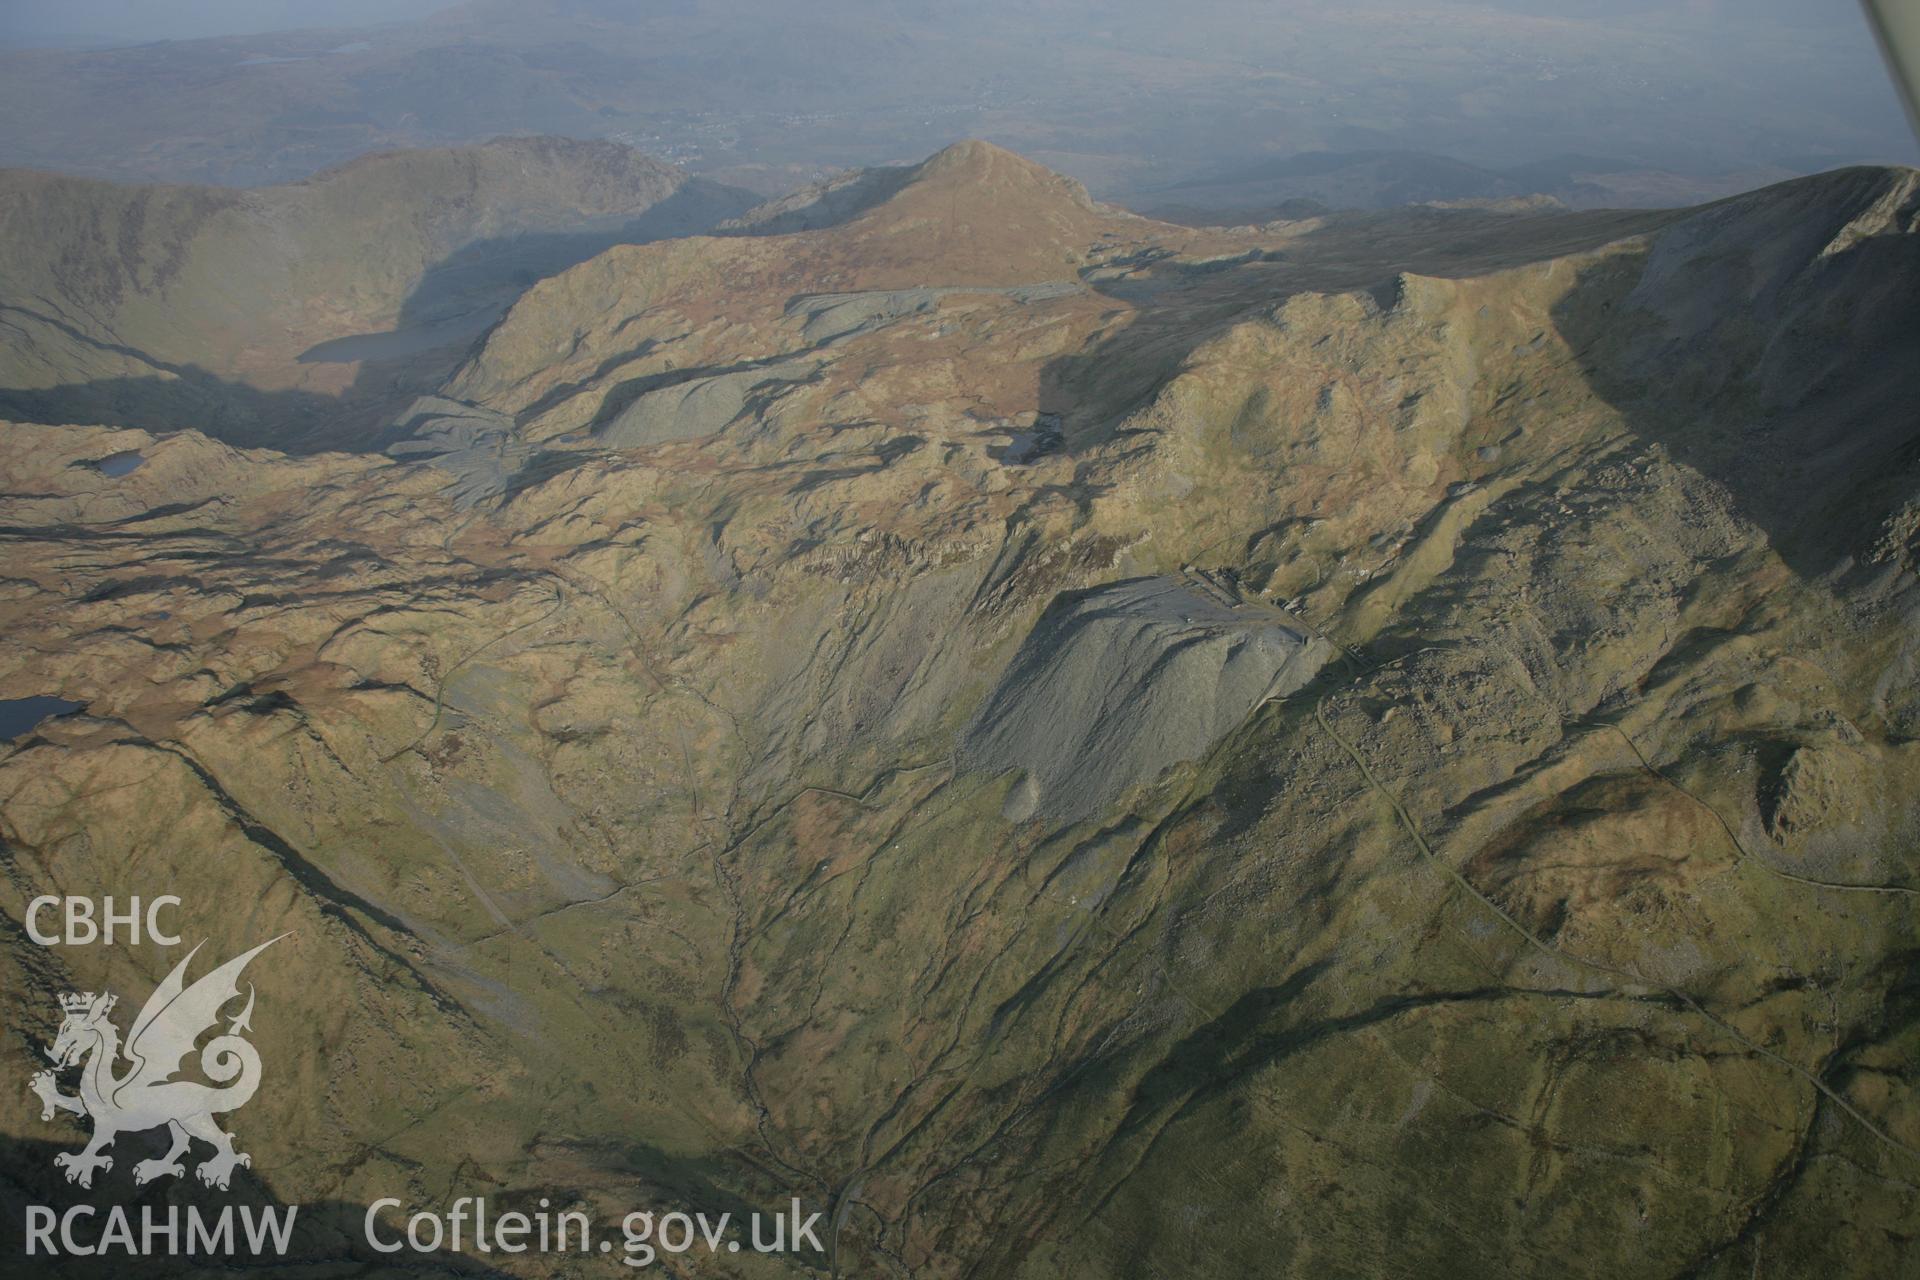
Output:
[1134, 148, 1807, 223]
[0, 1, 1909, 202]
[0, 137, 755, 450]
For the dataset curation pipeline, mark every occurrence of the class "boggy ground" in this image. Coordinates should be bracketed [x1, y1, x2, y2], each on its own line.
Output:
[1, 143, 1916, 1278]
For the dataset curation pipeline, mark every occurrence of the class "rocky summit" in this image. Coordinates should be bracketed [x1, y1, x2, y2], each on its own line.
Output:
[2, 139, 1918, 1277]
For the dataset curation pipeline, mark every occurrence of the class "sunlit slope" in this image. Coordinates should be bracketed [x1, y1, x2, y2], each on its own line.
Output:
[1, 146, 1916, 1278]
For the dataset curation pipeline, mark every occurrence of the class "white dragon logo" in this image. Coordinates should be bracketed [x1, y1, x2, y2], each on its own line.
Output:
[29, 936, 284, 1191]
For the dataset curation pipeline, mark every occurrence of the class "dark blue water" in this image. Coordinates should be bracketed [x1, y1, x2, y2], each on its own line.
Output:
[0, 696, 85, 739]
[95, 450, 145, 477]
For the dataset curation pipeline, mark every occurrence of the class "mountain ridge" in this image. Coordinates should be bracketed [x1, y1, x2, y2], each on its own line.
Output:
[0, 136, 759, 450]
[2, 143, 1918, 1278]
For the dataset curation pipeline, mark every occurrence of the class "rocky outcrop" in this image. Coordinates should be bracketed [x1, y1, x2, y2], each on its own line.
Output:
[3, 148, 1919, 1279]
[962, 575, 1333, 823]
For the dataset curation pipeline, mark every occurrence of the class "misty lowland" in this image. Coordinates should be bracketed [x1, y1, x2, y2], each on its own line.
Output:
[2, 2, 1919, 1278]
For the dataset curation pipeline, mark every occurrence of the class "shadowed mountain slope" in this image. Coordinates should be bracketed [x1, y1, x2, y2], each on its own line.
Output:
[2, 146, 1918, 1278]
[0, 137, 757, 450]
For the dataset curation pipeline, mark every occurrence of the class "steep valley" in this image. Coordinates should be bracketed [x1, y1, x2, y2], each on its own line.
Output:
[1, 141, 1917, 1278]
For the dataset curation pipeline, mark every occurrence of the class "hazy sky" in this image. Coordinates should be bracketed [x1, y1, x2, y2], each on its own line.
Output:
[0, 0, 1883, 45]
[0, 0, 1909, 190]
[0, 1, 455, 45]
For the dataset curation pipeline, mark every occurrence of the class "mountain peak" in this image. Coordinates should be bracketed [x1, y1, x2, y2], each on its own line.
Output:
[904, 139, 1095, 207]
[717, 140, 1110, 282]
[819, 140, 1106, 283]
